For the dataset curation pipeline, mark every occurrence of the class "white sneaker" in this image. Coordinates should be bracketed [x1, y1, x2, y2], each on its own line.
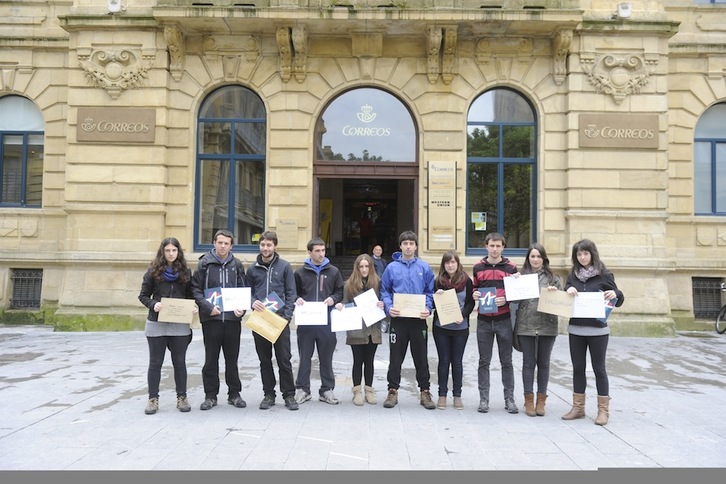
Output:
[295, 389, 311, 404]
[319, 390, 340, 405]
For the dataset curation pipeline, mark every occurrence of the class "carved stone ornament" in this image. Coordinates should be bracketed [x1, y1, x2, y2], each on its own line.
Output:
[426, 26, 442, 84]
[580, 53, 652, 105]
[164, 25, 185, 82]
[276, 26, 307, 83]
[78, 48, 155, 100]
[441, 27, 457, 85]
[552, 30, 572, 86]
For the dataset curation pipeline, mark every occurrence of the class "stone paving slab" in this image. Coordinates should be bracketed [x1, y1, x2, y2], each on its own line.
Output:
[1, 324, 725, 482]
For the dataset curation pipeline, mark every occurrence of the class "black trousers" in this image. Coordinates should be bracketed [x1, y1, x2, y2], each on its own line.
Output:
[386, 317, 431, 391]
[201, 320, 242, 400]
[253, 324, 295, 399]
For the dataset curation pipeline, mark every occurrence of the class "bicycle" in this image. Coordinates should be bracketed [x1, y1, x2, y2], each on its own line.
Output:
[716, 283, 726, 334]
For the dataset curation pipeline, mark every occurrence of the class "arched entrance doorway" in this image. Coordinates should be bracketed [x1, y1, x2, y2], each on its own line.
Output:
[313, 87, 418, 263]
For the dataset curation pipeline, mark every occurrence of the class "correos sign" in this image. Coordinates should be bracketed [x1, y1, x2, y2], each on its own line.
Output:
[76, 107, 156, 143]
[579, 113, 658, 149]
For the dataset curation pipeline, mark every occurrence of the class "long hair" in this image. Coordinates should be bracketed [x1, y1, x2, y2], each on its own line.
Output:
[345, 253, 381, 298]
[522, 242, 557, 285]
[150, 237, 190, 283]
[570, 238, 607, 277]
[435, 250, 468, 289]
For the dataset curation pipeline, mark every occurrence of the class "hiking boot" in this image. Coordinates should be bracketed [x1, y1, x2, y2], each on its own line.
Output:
[284, 395, 299, 411]
[228, 395, 247, 408]
[144, 397, 159, 415]
[295, 389, 311, 404]
[477, 399, 489, 413]
[383, 388, 398, 408]
[319, 390, 340, 405]
[176, 395, 191, 413]
[259, 394, 275, 410]
[420, 389, 436, 410]
[200, 398, 217, 411]
[505, 397, 519, 414]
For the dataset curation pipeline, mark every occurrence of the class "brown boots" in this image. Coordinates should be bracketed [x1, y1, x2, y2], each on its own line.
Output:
[523, 393, 536, 417]
[524, 393, 548, 417]
[561, 392, 586, 420]
[595, 395, 611, 426]
[535, 393, 547, 416]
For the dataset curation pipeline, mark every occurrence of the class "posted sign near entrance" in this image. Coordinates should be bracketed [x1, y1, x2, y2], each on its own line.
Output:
[427, 161, 457, 250]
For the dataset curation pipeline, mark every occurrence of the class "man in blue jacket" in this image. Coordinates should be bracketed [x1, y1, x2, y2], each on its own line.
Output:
[247, 230, 298, 411]
[293, 237, 344, 405]
[380, 230, 436, 410]
[191, 229, 248, 411]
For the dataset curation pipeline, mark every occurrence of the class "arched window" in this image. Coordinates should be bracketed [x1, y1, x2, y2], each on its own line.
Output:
[466, 88, 536, 253]
[315, 87, 416, 163]
[694, 102, 726, 216]
[0, 96, 44, 208]
[195, 86, 266, 250]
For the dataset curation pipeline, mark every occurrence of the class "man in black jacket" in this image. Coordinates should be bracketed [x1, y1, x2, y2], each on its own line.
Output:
[191, 229, 248, 411]
[247, 230, 299, 411]
[293, 237, 344, 405]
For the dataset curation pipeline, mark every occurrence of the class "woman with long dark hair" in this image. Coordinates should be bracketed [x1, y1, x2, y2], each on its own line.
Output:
[432, 251, 475, 410]
[561, 239, 624, 426]
[138, 237, 197, 415]
[515, 243, 562, 417]
[335, 253, 385, 405]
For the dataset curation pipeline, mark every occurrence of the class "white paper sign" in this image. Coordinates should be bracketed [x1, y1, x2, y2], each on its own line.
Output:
[293, 301, 329, 326]
[571, 292, 606, 318]
[220, 287, 251, 311]
[502, 274, 540, 301]
[331, 305, 363, 332]
[353, 288, 386, 327]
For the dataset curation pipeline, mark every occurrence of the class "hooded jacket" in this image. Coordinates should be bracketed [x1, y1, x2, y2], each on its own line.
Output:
[247, 252, 297, 322]
[380, 252, 435, 317]
[191, 250, 247, 323]
[293, 257, 344, 324]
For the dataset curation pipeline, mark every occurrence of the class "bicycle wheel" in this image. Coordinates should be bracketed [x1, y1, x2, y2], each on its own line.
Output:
[716, 306, 726, 334]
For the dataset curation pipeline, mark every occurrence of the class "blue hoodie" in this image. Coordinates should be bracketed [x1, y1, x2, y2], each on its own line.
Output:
[380, 251, 435, 317]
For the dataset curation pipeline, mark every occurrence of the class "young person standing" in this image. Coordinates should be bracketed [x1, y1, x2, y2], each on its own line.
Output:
[515, 243, 562, 417]
[247, 230, 299, 411]
[138, 237, 197, 414]
[561, 239, 624, 426]
[335, 253, 385, 405]
[472, 232, 519, 414]
[380, 230, 437, 410]
[191, 229, 248, 411]
[293, 237, 345, 405]
[432, 251, 475, 410]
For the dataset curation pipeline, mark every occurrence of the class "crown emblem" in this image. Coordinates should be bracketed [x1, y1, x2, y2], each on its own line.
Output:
[584, 123, 600, 138]
[81, 117, 97, 132]
[357, 104, 376, 123]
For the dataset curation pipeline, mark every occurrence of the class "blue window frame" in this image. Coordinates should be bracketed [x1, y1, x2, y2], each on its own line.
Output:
[466, 88, 536, 255]
[694, 103, 726, 216]
[195, 86, 266, 251]
[0, 96, 43, 208]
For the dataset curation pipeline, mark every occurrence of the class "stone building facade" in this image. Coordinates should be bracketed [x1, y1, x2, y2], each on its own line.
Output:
[0, 0, 724, 333]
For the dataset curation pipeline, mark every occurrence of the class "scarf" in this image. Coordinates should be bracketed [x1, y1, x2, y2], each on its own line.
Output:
[163, 266, 179, 282]
[438, 274, 468, 293]
[576, 266, 600, 283]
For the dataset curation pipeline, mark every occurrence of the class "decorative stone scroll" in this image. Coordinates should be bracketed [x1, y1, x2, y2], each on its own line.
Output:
[426, 26, 442, 84]
[276, 26, 307, 83]
[203, 35, 260, 80]
[580, 53, 653, 105]
[552, 29, 572, 86]
[77, 48, 155, 100]
[164, 25, 185, 82]
[441, 27, 457, 85]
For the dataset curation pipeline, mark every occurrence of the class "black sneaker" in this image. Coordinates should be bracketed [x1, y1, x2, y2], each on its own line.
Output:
[228, 395, 247, 408]
[259, 394, 275, 410]
[284, 395, 299, 411]
[200, 398, 217, 411]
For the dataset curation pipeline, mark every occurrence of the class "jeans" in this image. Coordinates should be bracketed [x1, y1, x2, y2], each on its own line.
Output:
[295, 325, 337, 395]
[253, 324, 295, 399]
[433, 325, 469, 397]
[519, 335, 556, 395]
[147, 334, 191, 399]
[476, 318, 515, 402]
[569, 333, 609, 396]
